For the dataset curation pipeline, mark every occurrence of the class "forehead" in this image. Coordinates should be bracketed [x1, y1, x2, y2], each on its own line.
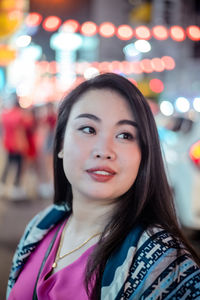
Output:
[69, 88, 134, 120]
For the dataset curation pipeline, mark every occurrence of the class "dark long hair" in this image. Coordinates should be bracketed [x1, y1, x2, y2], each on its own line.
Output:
[53, 73, 200, 299]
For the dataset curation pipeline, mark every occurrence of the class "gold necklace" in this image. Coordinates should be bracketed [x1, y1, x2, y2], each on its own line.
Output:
[52, 217, 101, 269]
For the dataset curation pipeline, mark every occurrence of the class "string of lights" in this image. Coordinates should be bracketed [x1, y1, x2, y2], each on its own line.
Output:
[25, 13, 200, 41]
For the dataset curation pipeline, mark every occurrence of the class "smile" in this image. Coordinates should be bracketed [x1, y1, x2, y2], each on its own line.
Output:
[92, 170, 112, 175]
[86, 167, 116, 182]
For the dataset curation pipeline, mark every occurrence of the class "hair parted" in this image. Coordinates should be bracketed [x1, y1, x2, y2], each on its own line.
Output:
[53, 73, 200, 299]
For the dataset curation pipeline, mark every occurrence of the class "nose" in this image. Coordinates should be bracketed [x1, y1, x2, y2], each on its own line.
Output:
[93, 151, 115, 160]
[92, 136, 116, 161]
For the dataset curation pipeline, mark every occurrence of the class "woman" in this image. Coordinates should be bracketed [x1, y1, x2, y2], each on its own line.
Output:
[7, 73, 200, 299]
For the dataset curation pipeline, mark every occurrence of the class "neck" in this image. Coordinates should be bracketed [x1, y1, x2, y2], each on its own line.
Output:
[70, 195, 116, 235]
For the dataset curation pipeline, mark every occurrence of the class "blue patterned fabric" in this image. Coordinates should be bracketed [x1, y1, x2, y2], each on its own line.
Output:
[7, 205, 200, 299]
[6, 204, 69, 299]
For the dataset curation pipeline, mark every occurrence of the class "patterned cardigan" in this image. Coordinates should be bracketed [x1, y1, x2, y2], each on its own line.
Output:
[7, 204, 200, 300]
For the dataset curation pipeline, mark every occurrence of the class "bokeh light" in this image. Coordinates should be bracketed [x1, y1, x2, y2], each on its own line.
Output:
[140, 59, 153, 73]
[81, 21, 97, 36]
[149, 79, 164, 93]
[49, 61, 58, 74]
[98, 61, 110, 72]
[50, 32, 82, 51]
[25, 13, 42, 27]
[151, 58, 165, 72]
[99, 22, 116, 38]
[134, 40, 151, 52]
[135, 26, 151, 40]
[193, 97, 200, 112]
[152, 25, 168, 40]
[189, 140, 200, 165]
[62, 20, 79, 33]
[16, 35, 32, 47]
[84, 67, 100, 79]
[116, 25, 134, 40]
[186, 25, 200, 41]
[131, 62, 142, 74]
[160, 101, 174, 116]
[175, 97, 190, 112]
[123, 43, 140, 57]
[170, 26, 186, 42]
[161, 56, 175, 70]
[110, 61, 123, 72]
[43, 16, 61, 32]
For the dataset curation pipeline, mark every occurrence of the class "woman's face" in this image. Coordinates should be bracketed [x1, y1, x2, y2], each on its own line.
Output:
[60, 89, 141, 204]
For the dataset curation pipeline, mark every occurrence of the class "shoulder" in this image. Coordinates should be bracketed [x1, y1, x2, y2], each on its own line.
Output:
[16, 203, 69, 255]
[132, 226, 198, 275]
[7, 204, 70, 299]
[101, 226, 200, 300]
[125, 226, 200, 299]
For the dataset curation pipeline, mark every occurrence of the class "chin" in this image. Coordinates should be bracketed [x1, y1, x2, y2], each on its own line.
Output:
[85, 191, 117, 202]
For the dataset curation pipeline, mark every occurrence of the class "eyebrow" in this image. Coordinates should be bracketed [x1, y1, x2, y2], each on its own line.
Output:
[75, 113, 100, 122]
[75, 113, 138, 128]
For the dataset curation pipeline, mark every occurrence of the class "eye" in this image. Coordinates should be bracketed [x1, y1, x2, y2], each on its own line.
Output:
[78, 126, 96, 135]
[117, 132, 134, 140]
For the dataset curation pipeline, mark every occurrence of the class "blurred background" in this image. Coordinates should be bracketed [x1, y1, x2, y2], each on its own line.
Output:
[0, 0, 200, 298]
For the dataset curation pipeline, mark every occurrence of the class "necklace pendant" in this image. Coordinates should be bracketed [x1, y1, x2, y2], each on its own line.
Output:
[52, 262, 57, 268]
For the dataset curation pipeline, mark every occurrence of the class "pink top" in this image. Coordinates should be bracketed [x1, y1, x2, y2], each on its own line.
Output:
[8, 220, 96, 300]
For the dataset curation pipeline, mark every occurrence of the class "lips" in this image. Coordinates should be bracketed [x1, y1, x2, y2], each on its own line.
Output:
[86, 167, 116, 182]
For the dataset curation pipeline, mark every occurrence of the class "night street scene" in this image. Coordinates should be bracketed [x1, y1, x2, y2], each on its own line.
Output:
[0, 0, 200, 299]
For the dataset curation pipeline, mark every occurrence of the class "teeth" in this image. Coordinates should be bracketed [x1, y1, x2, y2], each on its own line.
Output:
[93, 171, 111, 175]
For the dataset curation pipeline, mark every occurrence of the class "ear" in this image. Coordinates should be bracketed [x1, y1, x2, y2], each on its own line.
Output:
[58, 149, 64, 159]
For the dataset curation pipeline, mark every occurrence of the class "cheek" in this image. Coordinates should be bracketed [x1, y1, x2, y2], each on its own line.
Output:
[63, 135, 90, 171]
[122, 148, 141, 177]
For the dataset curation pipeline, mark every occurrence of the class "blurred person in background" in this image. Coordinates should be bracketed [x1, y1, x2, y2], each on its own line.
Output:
[37, 102, 57, 199]
[22, 106, 41, 198]
[0, 93, 29, 200]
[7, 74, 200, 299]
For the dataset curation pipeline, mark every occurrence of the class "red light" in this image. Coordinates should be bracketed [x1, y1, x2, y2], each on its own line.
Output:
[149, 79, 164, 93]
[76, 62, 90, 75]
[151, 58, 165, 72]
[131, 62, 142, 74]
[81, 21, 97, 36]
[110, 61, 123, 71]
[135, 26, 151, 40]
[39, 61, 50, 72]
[43, 16, 61, 32]
[189, 140, 200, 166]
[49, 61, 57, 74]
[25, 13, 42, 27]
[99, 22, 116, 38]
[122, 61, 133, 74]
[62, 20, 79, 33]
[140, 59, 153, 73]
[98, 61, 110, 72]
[161, 56, 175, 70]
[186, 26, 200, 41]
[170, 26, 185, 42]
[91, 61, 99, 69]
[152, 25, 168, 40]
[116, 25, 134, 40]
